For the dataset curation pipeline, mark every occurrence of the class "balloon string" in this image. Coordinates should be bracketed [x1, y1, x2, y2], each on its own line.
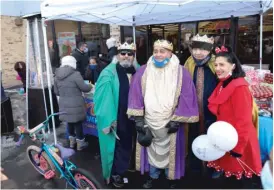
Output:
[236, 158, 257, 175]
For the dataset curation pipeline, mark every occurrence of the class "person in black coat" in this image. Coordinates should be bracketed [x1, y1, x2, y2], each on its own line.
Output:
[106, 37, 118, 63]
[71, 42, 89, 79]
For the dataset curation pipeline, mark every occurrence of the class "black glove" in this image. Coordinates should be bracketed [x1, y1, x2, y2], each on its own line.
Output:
[229, 151, 242, 158]
[166, 121, 180, 134]
[135, 116, 145, 134]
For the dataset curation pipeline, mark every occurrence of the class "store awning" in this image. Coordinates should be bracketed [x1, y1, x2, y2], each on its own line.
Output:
[41, 0, 273, 26]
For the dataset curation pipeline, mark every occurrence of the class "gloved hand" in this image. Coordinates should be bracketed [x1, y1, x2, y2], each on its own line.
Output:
[166, 121, 180, 134]
[110, 121, 117, 130]
[229, 151, 242, 158]
[135, 116, 145, 134]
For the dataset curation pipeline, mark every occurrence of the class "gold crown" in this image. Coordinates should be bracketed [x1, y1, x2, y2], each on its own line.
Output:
[117, 42, 136, 51]
[192, 34, 214, 44]
[153, 39, 173, 51]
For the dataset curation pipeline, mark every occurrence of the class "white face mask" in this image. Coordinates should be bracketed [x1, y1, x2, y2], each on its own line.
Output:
[84, 47, 88, 53]
[261, 161, 273, 189]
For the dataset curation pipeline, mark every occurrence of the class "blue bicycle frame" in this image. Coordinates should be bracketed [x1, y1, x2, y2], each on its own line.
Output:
[18, 112, 81, 189]
[39, 143, 79, 189]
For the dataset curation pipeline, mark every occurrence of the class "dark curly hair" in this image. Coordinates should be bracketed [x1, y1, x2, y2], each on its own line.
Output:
[214, 46, 245, 79]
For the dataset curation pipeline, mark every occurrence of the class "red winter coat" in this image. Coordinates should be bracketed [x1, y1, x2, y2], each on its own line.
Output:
[207, 77, 262, 180]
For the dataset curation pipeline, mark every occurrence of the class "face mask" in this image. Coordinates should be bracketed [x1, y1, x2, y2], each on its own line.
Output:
[152, 56, 170, 68]
[89, 64, 97, 70]
[192, 55, 211, 66]
[261, 161, 273, 189]
[84, 48, 88, 53]
[218, 64, 235, 79]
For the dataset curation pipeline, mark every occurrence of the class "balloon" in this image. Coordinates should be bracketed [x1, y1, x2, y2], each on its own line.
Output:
[207, 121, 238, 152]
[192, 135, 226, 161]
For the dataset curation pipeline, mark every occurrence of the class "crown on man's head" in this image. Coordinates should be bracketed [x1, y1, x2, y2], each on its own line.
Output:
[117, 42, 136, 51]
[153, 39, 173, 51]
[192, 34, 214, 44]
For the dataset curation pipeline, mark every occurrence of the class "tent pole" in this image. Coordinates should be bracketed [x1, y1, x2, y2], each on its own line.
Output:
[42, 18, 57, 145]
[259, 10, 263, 70]
[34, 17, 49, 130]
[132, 16, 136, 57]
[26, 20, 30, 130]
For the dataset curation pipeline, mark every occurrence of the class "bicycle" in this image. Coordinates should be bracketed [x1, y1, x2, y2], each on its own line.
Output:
[16, 112, 102, 189]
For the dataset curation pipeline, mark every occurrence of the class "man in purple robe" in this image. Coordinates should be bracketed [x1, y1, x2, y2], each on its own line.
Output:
[127, 39, 199, 188]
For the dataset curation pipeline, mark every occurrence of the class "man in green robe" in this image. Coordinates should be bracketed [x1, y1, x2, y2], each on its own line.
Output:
[94, 42, 138, 188]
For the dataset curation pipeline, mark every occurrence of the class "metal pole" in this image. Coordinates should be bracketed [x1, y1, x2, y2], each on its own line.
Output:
[42, 18, 57, 145]
[26, 20, 30, 130]
[132, 16, 136, 57]
[259, 11, 263, 70]
[34, 18, 49, 129]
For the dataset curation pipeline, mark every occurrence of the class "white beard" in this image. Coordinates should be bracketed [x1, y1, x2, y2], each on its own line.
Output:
[119, 60, 132, 68]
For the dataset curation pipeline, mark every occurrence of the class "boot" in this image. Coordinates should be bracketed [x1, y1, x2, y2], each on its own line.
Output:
[69, 136, 76, 148]
[76, 138, 88, 151]
[168, 179, 179, 189]
[143, 177, 156, 189]
[111, 175, 124, 188]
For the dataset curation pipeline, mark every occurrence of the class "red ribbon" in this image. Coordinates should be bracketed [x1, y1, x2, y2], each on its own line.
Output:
[215, 46, 228, 54]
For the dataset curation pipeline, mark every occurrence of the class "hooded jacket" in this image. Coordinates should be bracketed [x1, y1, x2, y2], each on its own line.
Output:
[54, 66, 92, 123]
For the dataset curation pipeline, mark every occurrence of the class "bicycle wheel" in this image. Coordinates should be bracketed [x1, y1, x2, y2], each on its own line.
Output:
[26, 145, 59, 177]
[71, 168, 103, 189]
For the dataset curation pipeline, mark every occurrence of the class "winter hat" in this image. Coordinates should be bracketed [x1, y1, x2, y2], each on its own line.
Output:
[61, 56, 77, 69]
[106, 37, 117, 49]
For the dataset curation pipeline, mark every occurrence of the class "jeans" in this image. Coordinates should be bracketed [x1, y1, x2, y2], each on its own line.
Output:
[150, 165, 169, 179]
[67, 121, 84, 140]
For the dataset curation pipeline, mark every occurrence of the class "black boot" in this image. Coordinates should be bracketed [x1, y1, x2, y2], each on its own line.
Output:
[169, 179, 179, 189]
[143, 177, 156, 189]
[111, 175, 124, 188]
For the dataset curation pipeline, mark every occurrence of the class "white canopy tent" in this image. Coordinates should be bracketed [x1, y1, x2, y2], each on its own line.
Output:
[39, 0, 272, 143]
[41, 0, 272, 25]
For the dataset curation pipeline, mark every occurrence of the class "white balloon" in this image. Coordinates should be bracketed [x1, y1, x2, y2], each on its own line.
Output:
[207, 121, 238, 152]
[192, 135, 226, 161]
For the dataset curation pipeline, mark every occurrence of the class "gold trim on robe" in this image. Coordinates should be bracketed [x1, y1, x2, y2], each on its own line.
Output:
[171, 115, 199, 123]
[168, 133, 176, 179]
[136, 142, 142, 171]
[127, 108, 144, 116]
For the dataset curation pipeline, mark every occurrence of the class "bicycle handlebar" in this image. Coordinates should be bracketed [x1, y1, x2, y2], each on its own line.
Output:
[16, 112, 66, 146]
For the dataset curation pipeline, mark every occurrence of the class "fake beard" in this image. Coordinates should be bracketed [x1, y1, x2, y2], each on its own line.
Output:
[119, 60, 132, 68]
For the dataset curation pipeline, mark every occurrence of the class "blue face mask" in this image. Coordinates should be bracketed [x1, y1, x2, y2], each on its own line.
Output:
[193, 55, 211, 66]
[89, 64, 97, 70]
[261, 161, 273, 189]
[152, 56, 170, 68]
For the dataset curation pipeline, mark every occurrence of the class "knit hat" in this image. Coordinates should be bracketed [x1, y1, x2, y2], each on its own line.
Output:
[61, 56, 77, 69]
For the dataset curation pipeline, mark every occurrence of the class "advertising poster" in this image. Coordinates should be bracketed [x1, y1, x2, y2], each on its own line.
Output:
[57, 32, 76, 57]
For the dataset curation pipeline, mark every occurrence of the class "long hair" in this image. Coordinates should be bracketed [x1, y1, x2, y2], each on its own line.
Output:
[14, 61, 26, 72]
[214, 46, 245, 79]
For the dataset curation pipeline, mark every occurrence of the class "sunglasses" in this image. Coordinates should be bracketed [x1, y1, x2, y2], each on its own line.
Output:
[120, 52, 134, 56]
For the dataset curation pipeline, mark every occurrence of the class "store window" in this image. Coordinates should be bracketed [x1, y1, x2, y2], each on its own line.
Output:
[81, 23, 110, 55]
[121, 26, 148, 65]
[180, 22, 197, 63]
[262, 8, 273, 68]
[198, 19, 230, 47]
[237, 16, 259, 65]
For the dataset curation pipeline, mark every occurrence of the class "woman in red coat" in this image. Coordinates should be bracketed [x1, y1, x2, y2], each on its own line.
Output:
[207, 46, 262, 181]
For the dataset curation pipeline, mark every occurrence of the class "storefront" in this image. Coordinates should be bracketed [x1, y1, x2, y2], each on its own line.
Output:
[46, 20, 110, 58]
[120, 9, 273, 66]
